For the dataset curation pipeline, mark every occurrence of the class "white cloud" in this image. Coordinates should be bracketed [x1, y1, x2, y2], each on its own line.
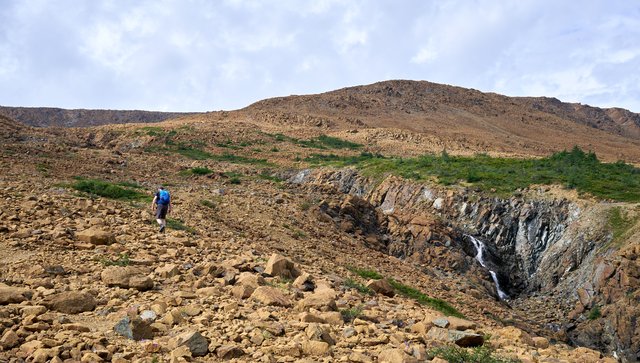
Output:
[0, 0, 638, 112]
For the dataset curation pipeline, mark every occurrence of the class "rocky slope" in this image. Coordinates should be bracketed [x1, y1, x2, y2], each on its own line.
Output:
[0, 116, 632, 362]
[0, 106, 192, 128]
[291, 168, 640, 361]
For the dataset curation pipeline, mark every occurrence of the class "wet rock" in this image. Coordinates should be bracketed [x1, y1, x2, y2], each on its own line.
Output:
[101, 266, 154, 291]
[43, 291, 96, 313]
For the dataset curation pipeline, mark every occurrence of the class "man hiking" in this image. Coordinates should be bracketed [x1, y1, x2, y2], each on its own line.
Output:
[151, 186, 171, 233]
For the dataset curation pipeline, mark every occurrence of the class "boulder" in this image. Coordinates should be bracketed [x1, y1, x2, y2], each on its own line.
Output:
[301, 340, 330, 356]
[293, 272, 315, 291]
[76, 227, 115, 245]
[172, 331, 209, 357]
[216, 344, 244, 360]
[155, 263, 179, 278]
[297, 286, 338, 311]
[114, 316, 154, 341]
[426, 327, 484, 347]
[101, 266, 154, 291]
[0, 285, 32, 305]
[236, 272, 265, 289]
[265, 253, 299, 279]
[43, 291, 96, 314]
[251, 286, 292, 307]
[366, 279, 395, 297]
[378, 348, 411, 363]
[231, 285, 254, 299]
[0, 329, 20, 349]
[305, 323, 335, 345]
[431, 316, 476, 330]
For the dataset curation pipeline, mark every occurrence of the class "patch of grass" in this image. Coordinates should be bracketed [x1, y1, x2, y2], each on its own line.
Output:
[308, 146, 640, 202]
[607, 207, 638, 246]
[176, 145, 215, 160]
[213, 153, 270, 165]
[297, 135, 362, 150]
[223, 171, 242, 184]
[348, 266, 383, 280]
[292, 229, 307, 239]
[199, 199, 216, 209]
[340, 305, 364, 323]
[388, 278, 464, 318]
[257, 171, 284, 183]
[588, 305, 601, 320]
[181, 167, 213, 176]
[166, 218, 197, 234]
[430, 344, 520, 363]
[72, 178, 149, 200]
[344, 278, 373, 295]
[100, 253, 131, 267]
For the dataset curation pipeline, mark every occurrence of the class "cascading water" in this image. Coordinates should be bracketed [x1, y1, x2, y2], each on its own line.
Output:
[468, 235, 509, 300]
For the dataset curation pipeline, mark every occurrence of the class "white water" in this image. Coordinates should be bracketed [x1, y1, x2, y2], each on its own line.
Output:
[468, 235, 509, 300]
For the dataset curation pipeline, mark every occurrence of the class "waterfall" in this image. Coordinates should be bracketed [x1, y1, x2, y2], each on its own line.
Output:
[468, 235, 509, 300]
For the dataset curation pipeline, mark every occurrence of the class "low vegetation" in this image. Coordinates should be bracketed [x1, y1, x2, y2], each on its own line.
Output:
[72, 178, 149, 200]
[166, 218, 197, 234]
[307, 147, 640, 202]
[607, 207, 638, 246]
[347, 266, 383, 280]
[343, 278, 373, 295]
[340, 305, 364, 323]
[588, 305, 602, 320]
[181, 167, 213, 176]
[387, 278, 464, 318]
[100, 253, 131, 267]
[430, 344, 520, 363]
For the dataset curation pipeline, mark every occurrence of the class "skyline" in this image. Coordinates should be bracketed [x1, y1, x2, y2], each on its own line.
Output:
[1, 1, 639, 112]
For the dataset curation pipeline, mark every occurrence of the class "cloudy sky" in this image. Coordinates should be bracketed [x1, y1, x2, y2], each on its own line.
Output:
[1, 0, 638, 112]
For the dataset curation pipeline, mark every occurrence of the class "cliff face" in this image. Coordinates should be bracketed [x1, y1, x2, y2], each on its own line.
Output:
[290, 168, 640, 362]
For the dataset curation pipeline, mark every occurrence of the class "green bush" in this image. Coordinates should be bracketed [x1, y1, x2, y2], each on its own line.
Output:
[387, 278, 464, 318]
[588, 305, 601, 320]
[348, 266, 383, 280]
[308, 146, 640, 202]
[430, 344, 520, 363]
[344, 278, 373, 295]
[190, 167, 213, 175]
[199, 199, 216, 209]
[100, 253, 131, 267]
[340, 305, 364, 322]
[72, 178, 148, 200]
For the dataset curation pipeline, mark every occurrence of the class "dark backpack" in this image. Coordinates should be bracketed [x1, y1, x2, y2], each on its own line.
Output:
[158, 190, 170, 205]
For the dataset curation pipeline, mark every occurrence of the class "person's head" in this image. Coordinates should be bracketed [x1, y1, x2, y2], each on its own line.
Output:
[158, 186, 165, 192]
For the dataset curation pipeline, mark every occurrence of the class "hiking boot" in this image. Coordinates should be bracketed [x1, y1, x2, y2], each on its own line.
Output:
[159, 225, 165, 233]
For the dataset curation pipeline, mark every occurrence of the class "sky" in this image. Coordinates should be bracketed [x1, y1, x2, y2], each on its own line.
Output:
[0, 0, 639, 112]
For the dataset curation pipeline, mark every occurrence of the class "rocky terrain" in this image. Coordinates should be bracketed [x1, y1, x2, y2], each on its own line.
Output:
[0, 107, 193, 128]
[1, 81, 639, 362]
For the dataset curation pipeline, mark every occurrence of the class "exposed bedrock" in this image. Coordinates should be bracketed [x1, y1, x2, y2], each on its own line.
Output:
[289, 168, 639, 362]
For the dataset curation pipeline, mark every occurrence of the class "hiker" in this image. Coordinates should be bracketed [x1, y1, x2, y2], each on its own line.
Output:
[151, 186, 171, 233]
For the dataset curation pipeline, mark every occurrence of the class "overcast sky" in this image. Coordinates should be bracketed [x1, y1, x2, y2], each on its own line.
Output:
[1, 0, 638, 112]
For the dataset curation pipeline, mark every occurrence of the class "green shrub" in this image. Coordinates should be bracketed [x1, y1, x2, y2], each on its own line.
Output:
[387, 278, 464, 318]
[344, 278, 373, 295]
[307, 146, 640, 202]
[72, 178, 148, 200]
[190, 167, 213, 175]
[100, 253, 131, 267]
[588, 305, 601, 320]
[430, 344, 520, 363]
[199, 199, 216, 209]
[340, 305, 364, 322]
[348, 266, 383, 280]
